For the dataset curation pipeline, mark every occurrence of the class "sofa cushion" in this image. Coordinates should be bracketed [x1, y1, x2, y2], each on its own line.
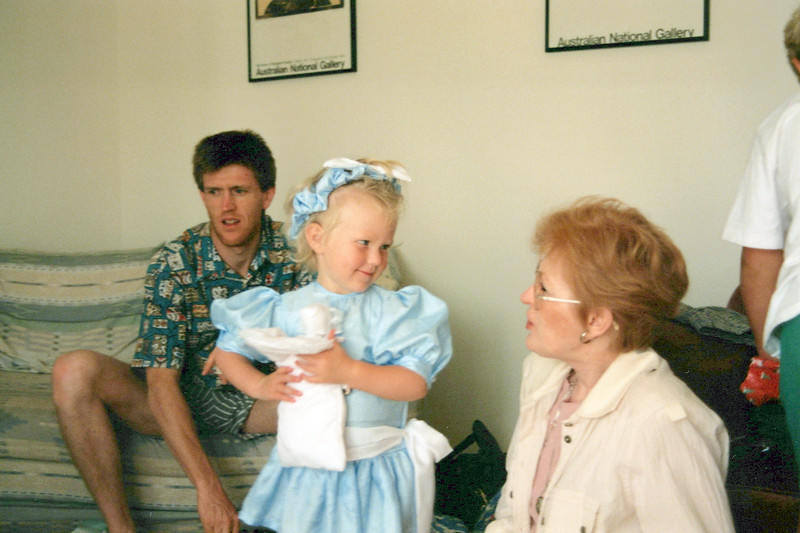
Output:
[0, 247, 159, 373]
[0, 370, 274, 512]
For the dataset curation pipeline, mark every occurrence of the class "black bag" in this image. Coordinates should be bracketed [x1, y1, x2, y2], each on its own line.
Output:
[434, 420, 506, 528]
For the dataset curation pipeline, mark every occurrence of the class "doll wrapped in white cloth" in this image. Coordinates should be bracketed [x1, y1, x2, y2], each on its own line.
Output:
[239, 303, 348, 471]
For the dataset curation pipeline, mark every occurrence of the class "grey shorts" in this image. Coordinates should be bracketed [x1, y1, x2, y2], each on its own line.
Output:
[132, 367, 258, 436]
[182, 374, 257, 436]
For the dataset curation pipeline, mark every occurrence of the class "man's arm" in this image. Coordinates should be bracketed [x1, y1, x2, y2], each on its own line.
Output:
[146, 367, 239, 533]
[740, 246, 784, 359]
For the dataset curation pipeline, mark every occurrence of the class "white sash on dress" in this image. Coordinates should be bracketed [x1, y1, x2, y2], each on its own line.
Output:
[346, 419, 452, 533]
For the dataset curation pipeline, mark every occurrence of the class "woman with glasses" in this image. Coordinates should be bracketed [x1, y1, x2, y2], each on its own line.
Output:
[486, 197, 735, 533]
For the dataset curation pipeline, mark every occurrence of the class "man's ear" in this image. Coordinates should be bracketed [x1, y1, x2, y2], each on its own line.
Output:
[262, 187, 276, 210]
[305, 222, 325, 253]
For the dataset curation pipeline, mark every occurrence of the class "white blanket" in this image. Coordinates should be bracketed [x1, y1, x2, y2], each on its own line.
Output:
[240, 303, 348, 471]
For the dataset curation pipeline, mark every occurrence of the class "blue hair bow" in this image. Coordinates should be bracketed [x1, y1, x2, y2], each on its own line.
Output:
[289, 158, 411, 240]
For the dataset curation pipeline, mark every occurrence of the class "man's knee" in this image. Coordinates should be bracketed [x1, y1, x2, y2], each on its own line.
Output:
[52, 350, 120, 406]
[53, 350, 99, 390]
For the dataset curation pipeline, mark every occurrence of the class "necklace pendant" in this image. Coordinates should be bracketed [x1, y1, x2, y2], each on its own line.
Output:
[536, 495, 543, 514]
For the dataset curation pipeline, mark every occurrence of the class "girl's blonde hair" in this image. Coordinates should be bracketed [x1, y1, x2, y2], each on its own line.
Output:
[286, 159, 405, 272]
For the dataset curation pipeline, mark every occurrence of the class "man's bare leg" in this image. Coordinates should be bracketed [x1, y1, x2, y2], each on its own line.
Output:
[52, 351, 161, 533]
[240, 398, 279, 434]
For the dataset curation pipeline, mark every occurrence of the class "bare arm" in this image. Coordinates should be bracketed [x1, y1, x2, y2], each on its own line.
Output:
[146, 367, 238, 533]
[740, 247, 784, 359]
[296, 339, 428, 402]
[209, 347, 302, 403]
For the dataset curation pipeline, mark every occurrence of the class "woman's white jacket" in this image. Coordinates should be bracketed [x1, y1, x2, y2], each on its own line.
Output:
[486, 349, 735, 533]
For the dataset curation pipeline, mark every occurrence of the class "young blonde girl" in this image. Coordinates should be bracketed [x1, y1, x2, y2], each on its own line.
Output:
[208, 158, 453, 533]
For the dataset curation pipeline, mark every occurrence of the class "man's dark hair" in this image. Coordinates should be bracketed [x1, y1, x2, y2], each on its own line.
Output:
[192, 130, 276, 191]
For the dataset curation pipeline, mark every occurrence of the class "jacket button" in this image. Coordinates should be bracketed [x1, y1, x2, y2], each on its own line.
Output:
[509, 490, 513, 498]
[564, 435, 571, 443]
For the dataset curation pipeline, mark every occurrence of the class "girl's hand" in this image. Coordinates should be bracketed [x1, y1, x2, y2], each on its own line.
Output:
[255, 366, 303, 402]
[295, 333, 427, 401]
[295, 334, 356, 385]
[201, 350, 228, 384]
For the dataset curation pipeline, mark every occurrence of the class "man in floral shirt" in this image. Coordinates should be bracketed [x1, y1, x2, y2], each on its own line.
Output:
[133, 213, 305, 434]
[52, 130, 308, 533]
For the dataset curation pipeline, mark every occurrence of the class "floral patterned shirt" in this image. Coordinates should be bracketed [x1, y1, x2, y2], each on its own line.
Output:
[131, 215, 310, 392]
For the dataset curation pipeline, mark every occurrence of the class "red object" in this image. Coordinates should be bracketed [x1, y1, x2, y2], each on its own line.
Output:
[740, 356, 781, 406]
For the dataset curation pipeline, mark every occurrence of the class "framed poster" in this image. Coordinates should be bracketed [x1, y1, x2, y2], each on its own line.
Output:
[546, 0, 709, 53]
[247, 0, 356, 82]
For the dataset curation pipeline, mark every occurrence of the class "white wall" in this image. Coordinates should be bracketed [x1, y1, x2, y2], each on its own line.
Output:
[1, 1, 798, 447]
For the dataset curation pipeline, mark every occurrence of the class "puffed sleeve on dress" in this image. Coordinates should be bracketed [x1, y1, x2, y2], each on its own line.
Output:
[369, 285, 452, 387]
[210, 287, 282, 362]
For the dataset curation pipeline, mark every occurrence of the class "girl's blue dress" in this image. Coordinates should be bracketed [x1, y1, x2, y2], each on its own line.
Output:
[211, 282, 452, 533]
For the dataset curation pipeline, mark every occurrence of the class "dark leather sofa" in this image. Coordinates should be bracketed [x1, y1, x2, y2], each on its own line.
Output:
[654, 309, 799, 533]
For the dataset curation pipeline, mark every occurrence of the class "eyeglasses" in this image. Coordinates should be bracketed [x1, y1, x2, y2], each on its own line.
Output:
[535, 294, 582, 305]
[531, 269, 582, 305]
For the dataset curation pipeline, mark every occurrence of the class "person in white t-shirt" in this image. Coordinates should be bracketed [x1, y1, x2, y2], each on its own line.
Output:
[723, 6, 800, 487]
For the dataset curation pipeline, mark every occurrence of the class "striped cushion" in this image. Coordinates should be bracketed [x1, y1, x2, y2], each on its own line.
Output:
[0, 370, 274, 514]
[0, 247, 159, 373]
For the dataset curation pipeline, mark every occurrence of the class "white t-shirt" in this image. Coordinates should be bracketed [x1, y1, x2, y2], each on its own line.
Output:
[723, 91, 800, 357]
